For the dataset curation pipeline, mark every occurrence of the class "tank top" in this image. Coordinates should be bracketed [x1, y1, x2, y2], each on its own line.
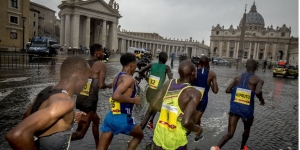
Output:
[148, 63, 166, 90]
[31, 86, 73, 150]
[193, 68, 210, 102]
[109, 72, 136, 116]
[76, 59, 99, 104]
[230, 73, 255, 118]
[153, 79, 193, 149]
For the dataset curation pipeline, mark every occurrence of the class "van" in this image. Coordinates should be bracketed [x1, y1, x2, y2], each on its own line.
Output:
[27, 36, 60, 57]
[127, 47, 145, 56]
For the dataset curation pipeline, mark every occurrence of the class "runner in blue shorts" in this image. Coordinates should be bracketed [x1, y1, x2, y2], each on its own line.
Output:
[192, 56, 219, 142]
[98, 53, 143, 150]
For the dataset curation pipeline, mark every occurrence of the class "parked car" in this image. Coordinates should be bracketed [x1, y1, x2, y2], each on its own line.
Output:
[213, 58, 229, 66]
[191, 56, 200, 66]
[273, 64, 298, 78]
[27, 36, 59, 57]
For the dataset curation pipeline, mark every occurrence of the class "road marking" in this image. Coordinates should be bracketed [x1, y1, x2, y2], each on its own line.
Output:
[0, 77, 29, 83]
[0, 89, 14, 102]
[224, 79, 233, 87]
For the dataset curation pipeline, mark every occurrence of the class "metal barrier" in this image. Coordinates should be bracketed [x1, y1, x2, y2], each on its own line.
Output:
[0, 53, 41, 74]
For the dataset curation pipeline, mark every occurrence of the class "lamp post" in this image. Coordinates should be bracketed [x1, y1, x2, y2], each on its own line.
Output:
[22, 17, 26, 52]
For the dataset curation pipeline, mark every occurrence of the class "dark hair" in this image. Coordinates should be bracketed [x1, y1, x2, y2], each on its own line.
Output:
[120, 53, 136, 66]
[90, 44, 103, 56]
[60, 56, 88, 79]
[159, 52, 168, 63]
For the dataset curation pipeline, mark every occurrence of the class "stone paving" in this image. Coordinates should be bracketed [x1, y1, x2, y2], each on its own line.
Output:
[0, 53, 298, 150]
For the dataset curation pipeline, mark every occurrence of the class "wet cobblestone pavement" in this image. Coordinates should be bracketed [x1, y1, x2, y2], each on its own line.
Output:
[0, 53, 298, 150]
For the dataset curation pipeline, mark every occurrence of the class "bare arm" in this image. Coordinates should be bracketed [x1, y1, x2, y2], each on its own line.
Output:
[98, 62, 112, 89]
[139, 63, 153, 78]
[151, 80, 171, 112]
[6, 98, 74, 150]
[255, 78, 265, 105]
[181, 88, 202, 132]
[226, 76, 239, 93]
[112, 76, 140, 104]
[210, 71, 219, 94]
[165, 65, 173, 79]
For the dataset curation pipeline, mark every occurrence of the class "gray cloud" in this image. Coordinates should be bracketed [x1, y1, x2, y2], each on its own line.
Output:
[31, 0, 298, 45]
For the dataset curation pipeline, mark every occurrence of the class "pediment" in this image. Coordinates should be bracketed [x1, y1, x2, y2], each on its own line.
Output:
[77, 0, 120, 17]
[59, 0, 121, 18]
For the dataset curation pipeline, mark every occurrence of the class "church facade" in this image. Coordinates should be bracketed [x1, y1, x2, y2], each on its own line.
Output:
[58, 0, 209, 58]
[210, 2, 297, 64]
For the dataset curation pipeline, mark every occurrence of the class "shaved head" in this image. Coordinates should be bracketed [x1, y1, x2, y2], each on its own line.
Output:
[246, 59, 258, 71]
[179, 60, 196, 83]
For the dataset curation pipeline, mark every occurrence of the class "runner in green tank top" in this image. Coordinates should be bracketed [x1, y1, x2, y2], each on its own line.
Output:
[139, 52, 173, 130]
[151, 60, 202, 150]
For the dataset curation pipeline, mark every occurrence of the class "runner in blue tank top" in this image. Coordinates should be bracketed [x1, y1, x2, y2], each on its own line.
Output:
[98, 53, 143, 150]
[211, 59, 265, 150]
[192, 56, 218, 142]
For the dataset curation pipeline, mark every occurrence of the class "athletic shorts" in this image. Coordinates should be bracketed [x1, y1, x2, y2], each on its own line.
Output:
[76, 95, 98, 113]
[100, 111, 135, 135]
[146, 88, 159, 104]
[229, 112, 254, 125]
[196, 99, 208, 112]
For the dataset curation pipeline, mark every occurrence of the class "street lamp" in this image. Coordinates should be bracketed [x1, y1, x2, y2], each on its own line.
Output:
[22, 17, 26, 52]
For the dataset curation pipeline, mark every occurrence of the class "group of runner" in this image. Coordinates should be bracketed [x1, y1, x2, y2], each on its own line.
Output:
[5, 44, 265, 150]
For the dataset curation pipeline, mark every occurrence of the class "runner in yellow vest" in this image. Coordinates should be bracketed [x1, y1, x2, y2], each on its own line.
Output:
[151, 60, 203, 150]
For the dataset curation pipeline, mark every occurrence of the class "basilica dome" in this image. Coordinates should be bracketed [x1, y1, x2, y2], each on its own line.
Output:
[239, 2, 265, 27]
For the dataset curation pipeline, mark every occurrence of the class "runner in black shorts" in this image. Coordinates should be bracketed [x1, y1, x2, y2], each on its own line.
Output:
[71, 44, 112, 147]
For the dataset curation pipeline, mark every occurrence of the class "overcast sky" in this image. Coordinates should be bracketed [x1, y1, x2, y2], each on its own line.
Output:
[31, 0, 298, 45]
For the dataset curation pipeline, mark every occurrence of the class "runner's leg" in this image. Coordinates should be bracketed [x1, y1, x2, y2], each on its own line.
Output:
[92, 112, 100, 147]
[97, 132, 114, 150]
[240, 118, 254, 149]
[128, 125, 144, 150]
[217, 114, 240, 148]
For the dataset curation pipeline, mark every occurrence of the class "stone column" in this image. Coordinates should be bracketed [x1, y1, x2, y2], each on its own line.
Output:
[72, 14, 80, 48]
[101, 20, 107, 48]
[272, 43, 277, 62]
[64, 14, 71, 47]
[226, 42, 230, 57]
[60, 14, 65, 45]
[85, 17, 90, 48]
[219, 42, 223, 56]
[109, 22, 117, 50]
[253, 43, 257, 59]
[264, 43, 268, 60]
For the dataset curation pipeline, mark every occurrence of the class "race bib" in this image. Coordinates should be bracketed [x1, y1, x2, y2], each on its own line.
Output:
[234, 88, 251, 105]
[193, 86, 205, 100]
[109, 97, 121, 114]
[158, 103, 178, 131]
[79, 79, 92, 96]
[148, 75, 160, 90]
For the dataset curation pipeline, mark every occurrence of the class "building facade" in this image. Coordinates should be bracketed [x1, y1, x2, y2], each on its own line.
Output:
[288, 37, 298, 66]
[29, 2, 56, 39]
[0, 0, 30, 51]
[58, 0, 209, 57]
[210, 2, 297, 63]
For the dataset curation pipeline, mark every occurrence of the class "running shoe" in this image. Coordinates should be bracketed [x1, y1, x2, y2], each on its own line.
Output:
[210, 146, 220, 150]
[147, 122, 154, 131]
[239, 145, 249, 150]
[194, 134, 204, 142]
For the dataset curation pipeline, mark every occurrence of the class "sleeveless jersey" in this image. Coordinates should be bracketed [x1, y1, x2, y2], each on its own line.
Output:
[153, 79, 193, 149]
[148, 63, 166, 90]
[109, 72, 136, 116]
[193, 68, 210, 102]
[230, 73, 256, 119]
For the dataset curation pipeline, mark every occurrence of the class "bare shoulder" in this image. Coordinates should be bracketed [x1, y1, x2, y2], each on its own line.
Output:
[209, 70, 216, 77]
[250, 74, 264, 83]
[48, 94, 75, 110]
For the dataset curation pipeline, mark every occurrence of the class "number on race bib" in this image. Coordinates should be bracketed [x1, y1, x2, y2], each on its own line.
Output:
[80, 79, 92, 96]
[158, 103, 178, 131]
[109, 97, 121, 114]
[234, 88, 251, 105]
[148, 75, 160, 90]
